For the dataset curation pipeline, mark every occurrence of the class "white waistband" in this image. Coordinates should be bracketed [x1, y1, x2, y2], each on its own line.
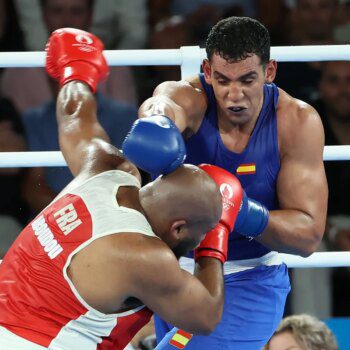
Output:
[179, 251, 283, 275]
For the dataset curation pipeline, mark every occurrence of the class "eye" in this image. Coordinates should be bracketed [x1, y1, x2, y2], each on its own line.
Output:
[218, 80, 229, 86]
[242, 79, 254, 85]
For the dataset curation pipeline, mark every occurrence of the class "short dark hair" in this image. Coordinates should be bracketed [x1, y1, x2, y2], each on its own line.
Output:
[206, 17, 270, 65]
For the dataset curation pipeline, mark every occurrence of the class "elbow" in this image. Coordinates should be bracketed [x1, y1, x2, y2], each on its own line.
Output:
[299, 226, 324, 258]
[195, 306, 222, 335]
[196, 321, 219, 336]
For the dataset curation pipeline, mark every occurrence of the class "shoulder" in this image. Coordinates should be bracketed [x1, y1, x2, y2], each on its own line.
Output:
[277, 88, 320, 120]
[277, 88, 324, 156]
[155, 76, 207, 119]
[155, 76, 206, 101]
[155, 76, 203, 94]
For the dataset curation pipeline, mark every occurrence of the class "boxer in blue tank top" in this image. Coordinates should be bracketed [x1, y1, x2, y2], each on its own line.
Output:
[127, 16, 328, 350]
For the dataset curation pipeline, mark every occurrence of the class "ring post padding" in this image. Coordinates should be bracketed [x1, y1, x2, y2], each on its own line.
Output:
[180, 46, 203, 79]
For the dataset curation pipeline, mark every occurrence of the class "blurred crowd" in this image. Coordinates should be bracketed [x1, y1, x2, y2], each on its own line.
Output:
[0, 0, 350, 348]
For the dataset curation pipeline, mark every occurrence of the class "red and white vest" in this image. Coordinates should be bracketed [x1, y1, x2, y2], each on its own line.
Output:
[0, 170, 155, 349]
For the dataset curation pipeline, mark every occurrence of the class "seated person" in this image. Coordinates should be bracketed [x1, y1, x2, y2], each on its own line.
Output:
[265, 314, 338, 350]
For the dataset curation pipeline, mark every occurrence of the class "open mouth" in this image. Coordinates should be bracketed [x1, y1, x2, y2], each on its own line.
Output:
[228, 106, 246, 113]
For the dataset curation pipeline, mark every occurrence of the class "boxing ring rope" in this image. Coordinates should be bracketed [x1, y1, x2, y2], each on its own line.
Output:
[1, 45, 350, 78]
[0, 252, 349, 268]
[0, 45, 350, 268]
[0, 145, 350, 168]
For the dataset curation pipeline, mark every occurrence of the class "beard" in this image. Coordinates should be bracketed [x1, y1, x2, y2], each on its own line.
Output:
[172, 237, 197, 260]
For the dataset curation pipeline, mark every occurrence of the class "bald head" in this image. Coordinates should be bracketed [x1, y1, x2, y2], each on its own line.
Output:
[139, 165, 222, 252]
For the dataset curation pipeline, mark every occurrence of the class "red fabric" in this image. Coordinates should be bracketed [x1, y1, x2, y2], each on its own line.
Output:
[0, 192, 153, 348]
[98, 307, 153, 350]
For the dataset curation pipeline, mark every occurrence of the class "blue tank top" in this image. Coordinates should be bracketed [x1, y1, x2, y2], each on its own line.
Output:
[186, 74, 280, 260]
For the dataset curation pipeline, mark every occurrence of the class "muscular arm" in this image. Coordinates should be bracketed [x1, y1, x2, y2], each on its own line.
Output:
[71, 233, 224, 334]
[56, 81, 140, 181]
[130, 239, 224, 334]
[138, 78, 207, 137]
[256, 101, 328, 257]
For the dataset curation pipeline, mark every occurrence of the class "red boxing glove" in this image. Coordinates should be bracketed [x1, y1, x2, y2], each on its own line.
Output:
[45, 28, 109, 93]
[195, 164, 243, 264]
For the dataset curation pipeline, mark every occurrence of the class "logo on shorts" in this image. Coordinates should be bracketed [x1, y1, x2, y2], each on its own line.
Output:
[75, 34, 93, 45]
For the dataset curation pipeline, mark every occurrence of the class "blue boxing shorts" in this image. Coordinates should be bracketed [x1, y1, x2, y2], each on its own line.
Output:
[154, 257, 290, 350]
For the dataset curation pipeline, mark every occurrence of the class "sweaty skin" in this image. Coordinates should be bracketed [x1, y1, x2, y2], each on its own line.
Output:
[55, 81, 226, 334]
[139, 53, 328, 257]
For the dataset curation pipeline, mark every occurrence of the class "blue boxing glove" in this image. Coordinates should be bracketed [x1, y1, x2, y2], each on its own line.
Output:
[122, 115, 186, 175]
[234, 191, 269, 238]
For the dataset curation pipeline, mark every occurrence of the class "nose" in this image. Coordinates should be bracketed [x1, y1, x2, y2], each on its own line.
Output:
[227, 84, 244, 102]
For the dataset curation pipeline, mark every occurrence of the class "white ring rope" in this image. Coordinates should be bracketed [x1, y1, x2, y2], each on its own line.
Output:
[0, 45, 350, 68]
[0, 146, 349, 168]
[279, 252, 350, 268]
[0, 252, 350, 268]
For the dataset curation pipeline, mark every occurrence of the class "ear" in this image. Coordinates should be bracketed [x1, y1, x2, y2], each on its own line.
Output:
[202, 59, 213, 85]
[169, 219, 188, 243]
[265, 60, 277, 83]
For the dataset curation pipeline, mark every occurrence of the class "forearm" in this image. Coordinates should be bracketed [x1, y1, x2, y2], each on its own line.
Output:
[194, 257, 224, 322]
[56, 81, 110, 175]
[256, 209, 324, 257]
[138, 96, 188, 133]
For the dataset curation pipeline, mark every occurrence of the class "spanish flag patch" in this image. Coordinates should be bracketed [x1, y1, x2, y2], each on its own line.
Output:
[169, 329, 193, 349]
[236, 163, 256, 175]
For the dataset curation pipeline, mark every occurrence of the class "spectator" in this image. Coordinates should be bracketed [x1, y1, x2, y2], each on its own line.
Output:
[275, 0, 340, 102]
[0, 0, 137, 113]
[148, 0, 254, 48]
[0, 97, 28, 257]
[21, 79, 136, 216]
[14, 0, 148, 51]
[91, 0, 149, 50]
[0, 0, 25, 52]
[334, 0, 350, 43]
[289, 0, 338, 45]
[256, 0, 292, 45]
[265, 314, 338, 350]
[315, 61, 350, 316]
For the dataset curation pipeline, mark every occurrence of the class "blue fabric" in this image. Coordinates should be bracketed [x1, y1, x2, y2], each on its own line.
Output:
[21, 93, 136, 193]
[185, 74, 280, 260]
[154, 265, 290, 350]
